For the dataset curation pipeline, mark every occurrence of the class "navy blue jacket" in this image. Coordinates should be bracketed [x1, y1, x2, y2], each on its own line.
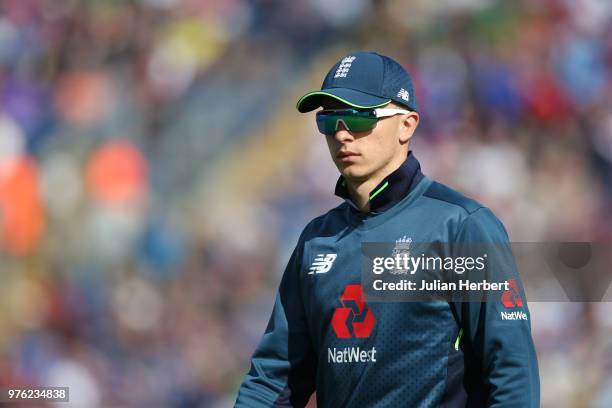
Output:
[235, 154, 540, 407]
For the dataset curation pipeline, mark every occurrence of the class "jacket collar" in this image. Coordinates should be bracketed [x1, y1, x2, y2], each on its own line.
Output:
[334, 151, 423, 213]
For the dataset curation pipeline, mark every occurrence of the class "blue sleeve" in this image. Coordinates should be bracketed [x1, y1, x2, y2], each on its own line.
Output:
[450, 208, 540, 407]
[235, 231, 316, 407]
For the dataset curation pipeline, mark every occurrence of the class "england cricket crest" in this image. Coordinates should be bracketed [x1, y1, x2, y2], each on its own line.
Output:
[391, 235, 412, 274]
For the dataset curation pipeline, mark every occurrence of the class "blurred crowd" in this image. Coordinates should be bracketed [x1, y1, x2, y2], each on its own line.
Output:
[0, 0, 611, 406]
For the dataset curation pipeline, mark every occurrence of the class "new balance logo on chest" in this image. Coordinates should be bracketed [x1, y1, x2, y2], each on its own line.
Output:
[309, 253, 337, 274]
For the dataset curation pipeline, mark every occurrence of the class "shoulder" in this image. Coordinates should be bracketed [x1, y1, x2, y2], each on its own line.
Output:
[420, 180, 508, 240]
[298, 202, 350, 242]
[421, 180, 484, 215]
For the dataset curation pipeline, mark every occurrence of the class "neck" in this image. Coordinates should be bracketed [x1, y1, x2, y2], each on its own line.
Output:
[345, 179, 376, 212]
[345, 154, 406, 212]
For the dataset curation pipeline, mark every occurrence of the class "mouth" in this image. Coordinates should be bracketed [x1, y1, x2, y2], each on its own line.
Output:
[336, 150, 360, 162]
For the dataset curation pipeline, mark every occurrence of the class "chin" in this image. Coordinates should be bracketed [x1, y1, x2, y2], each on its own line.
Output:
[339, 164, 371, 181]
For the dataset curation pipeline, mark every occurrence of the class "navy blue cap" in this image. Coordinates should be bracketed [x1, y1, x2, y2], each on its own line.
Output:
[297, 51, 418, 113]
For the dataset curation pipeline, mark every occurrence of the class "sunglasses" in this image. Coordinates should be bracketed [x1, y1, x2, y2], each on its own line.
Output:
[316, 108, 412, 136]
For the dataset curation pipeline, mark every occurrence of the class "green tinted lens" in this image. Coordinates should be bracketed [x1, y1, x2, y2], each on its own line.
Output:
[316, 110, 378, 135]
[343, 115, 379, 132]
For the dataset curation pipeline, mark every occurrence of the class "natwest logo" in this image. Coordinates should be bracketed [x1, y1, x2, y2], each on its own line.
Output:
[328, 347, 377, 363]
[501, 278, 523, 309]
[501, 311, 528, 321]
[331, 284, 375, 338]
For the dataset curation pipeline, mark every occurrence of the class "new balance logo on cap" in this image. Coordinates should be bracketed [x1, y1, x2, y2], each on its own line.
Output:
[397, 88, 410, 102]
[309, 253, 337, 274]
[334, 56, 356, 78]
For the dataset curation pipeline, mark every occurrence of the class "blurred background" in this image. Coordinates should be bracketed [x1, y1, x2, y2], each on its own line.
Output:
[0, 0, 611, 406]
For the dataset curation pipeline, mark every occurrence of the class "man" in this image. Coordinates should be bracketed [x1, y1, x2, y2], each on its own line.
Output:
[235, 51, 540, 407]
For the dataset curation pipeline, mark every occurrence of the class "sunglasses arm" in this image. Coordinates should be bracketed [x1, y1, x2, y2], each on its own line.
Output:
[374, 108, 412, 118]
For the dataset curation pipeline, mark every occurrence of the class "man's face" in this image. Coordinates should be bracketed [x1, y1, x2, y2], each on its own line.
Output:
[321, 100, 414, 183]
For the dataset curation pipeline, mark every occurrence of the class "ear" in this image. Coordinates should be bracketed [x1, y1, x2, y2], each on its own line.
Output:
[398, 111, 419, 144]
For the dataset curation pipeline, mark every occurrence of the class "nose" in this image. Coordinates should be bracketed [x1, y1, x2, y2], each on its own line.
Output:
[333, 121, 354, 142]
